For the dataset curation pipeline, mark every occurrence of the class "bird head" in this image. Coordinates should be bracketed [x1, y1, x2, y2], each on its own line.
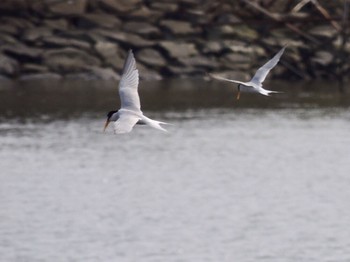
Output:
[103, 110, 118, 131]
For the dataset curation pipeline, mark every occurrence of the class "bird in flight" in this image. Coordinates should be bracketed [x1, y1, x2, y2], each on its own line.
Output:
[104, 50, 169, 134]
[210, 46, 286, 100]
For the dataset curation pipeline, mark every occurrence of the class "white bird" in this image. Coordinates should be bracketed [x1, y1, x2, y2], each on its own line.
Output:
[210, 46, 286, 100]
[103, 50, 169, 134]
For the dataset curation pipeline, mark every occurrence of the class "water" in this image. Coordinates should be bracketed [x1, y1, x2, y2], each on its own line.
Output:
[1, 79, 350, 262]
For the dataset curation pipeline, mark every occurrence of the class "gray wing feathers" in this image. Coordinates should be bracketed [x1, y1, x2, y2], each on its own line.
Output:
[251, 46, 286, 85]
[118, 50, 141, 111]
[209, 74, 248, 86]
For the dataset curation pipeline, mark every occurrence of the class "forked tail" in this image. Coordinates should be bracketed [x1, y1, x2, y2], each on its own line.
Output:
[261, 89, 283, 96]
[141, 115, 169, 132]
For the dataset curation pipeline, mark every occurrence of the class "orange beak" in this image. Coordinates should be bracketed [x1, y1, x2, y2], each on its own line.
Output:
[236, 90, 241, 100]
[103, 119, 110, 132]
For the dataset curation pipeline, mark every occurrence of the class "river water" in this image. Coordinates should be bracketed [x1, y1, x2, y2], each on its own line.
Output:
[0, 79, 350, 262]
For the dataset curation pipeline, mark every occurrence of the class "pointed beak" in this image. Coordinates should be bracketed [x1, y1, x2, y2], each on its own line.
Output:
[103, 119, 110, 132]
[236, 90, 241, 100]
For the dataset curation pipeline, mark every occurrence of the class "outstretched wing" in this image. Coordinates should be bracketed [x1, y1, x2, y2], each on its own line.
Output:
[118, 50, 141, 111]
[114, 114, 140, 134]
[250, 46, 286, 85]
[209, 73, 248, 86]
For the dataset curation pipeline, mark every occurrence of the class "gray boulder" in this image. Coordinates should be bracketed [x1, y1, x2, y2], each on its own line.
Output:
[2, 44, 42, 61]
[123, 22, 160, 36]
[42, 36, 91, 50]
[19, 73, 62, 81]
[65, 67, 120, 80]
[43, 47, 101, 73]
[0, 55, 19, 76]
[98, 0, 141, 13]
[21, 63, 49, 74]
[22, 27, 53, 43]
[86, 66, 120, 80]
[95, 41, 119, 60]
[48, 0, 87, 15]
[159, 41, 198, 58]
[136, 48, 167, 67]
[77, 13, 121, 29]
[94, 30, 154, 48]
[160, 20, 195, 35]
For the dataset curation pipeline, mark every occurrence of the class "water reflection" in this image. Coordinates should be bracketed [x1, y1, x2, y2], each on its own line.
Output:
[0, 79, 349, 120]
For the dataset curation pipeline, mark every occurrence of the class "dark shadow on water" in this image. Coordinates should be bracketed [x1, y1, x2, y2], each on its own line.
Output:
[0, 78, 349, 121]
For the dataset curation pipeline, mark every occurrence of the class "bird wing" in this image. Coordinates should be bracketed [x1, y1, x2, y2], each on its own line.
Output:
[250, 46, 286, 85]
[114, 113, 140, 134]
[209, 73, 248, 86]
[118, 50, 141, 111]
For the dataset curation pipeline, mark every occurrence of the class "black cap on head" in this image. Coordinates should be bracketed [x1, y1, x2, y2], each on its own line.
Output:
[106, 110, 118, 119]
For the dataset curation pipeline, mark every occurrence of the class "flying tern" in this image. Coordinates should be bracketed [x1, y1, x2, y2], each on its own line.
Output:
[210, 46, 286, 100]
[104, 50, 169, 134]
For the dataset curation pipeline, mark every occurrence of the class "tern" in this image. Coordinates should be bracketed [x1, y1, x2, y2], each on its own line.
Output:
[104, 50, 169, 134]
[210, 46, 286, 100]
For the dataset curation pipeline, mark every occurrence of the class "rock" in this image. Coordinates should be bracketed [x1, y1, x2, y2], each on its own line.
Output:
[2, 44, 42, 61]
[21, 63, 49, 74]
[43, 19, 69, 30]
[22, 27, 53, 43]
[65, 66, 120, 80]
[136, 62, 163, 80]
[231, 25, 258, 40]
[136, 48, 167, 67]
[48, 0, 87, 15]
[214, 25, 237, 36]
[160, 20, 196, 35]
[58, 30, 103, 44]
[98, 0, 141, 13]
[77, 13, 121, 29]
[94, 29, 154, 48]
[215, 13, 241, 24]
[309, 26, 334, 38]
[312, 51, 333, 66]
[43, 47, 101, 73]
[159, 41, 198, 58]
[0, 34, 19, 45]
[150, 2, 178, 12]
[19, 73, 62, 81]
[0, 0, 28, 11]
[129, 6, 161, 21]
[0, 55, 19, 76]
[178, 55, 219, 69]
[95, 41, 119, 60]
[223, 40, 259, 54]
[2, 17, 34, 31]
[86, 66, 120, 80]
[220, 53, 252, 70]
[41, 36, 91, 50]
[123, 22, 160, 36]
[200, 41, 224, 54]
[0, 24, 18, 35]
[105, 55, 126, 71]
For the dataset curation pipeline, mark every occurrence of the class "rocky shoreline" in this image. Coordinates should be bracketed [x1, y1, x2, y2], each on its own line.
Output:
[0, 0, 349, 82]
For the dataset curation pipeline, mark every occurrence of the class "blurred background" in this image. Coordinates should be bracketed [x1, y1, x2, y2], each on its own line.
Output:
[1, 1, 350, 262]
[0, 0, 349, 81]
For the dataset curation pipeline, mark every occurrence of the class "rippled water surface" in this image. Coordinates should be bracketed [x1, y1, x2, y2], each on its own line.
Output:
[1, 79, 350, 262]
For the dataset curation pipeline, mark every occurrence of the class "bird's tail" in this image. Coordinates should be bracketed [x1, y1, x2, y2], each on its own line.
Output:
[262, 89, 283, 96]
[141, 116, 170, 132]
